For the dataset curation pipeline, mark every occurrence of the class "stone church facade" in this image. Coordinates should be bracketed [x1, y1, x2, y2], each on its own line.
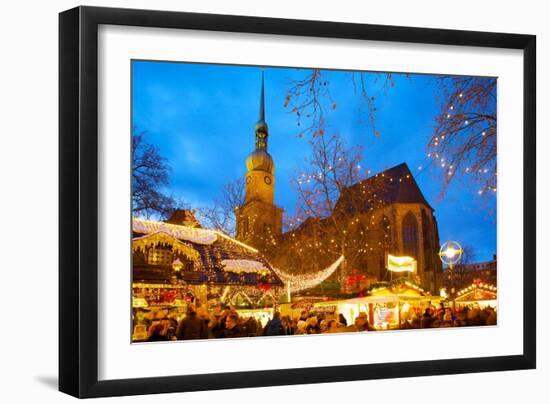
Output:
[333, 163, 443, 291]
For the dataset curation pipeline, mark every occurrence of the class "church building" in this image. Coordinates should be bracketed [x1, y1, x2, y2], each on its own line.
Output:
[235, 74, 442, 293]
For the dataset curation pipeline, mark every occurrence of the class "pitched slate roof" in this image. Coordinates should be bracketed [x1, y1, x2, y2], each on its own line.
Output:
[334, 162, 432, 214]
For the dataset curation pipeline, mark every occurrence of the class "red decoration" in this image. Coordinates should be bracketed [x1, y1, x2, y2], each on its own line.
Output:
[161, 290, 176, 303]
[256, 282, 271, 292]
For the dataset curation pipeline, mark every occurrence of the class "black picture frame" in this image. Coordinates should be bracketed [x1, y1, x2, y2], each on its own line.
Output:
[59, 5, 536, 398]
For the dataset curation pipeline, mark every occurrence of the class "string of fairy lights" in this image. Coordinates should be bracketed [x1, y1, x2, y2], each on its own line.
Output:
[456, 282, 497, 297]
[221, 259, 269, 275]
[281, 170, 416, 260]
[271, 256, 344, 293]
[421, 91, 497, 196]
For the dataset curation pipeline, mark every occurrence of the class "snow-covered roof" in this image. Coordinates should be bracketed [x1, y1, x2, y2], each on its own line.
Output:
[132, 217, 283, 287]
[132, 217, 218, 245]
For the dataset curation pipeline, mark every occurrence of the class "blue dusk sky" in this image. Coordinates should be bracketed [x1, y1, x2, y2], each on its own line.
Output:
[131, 60, 497, 262]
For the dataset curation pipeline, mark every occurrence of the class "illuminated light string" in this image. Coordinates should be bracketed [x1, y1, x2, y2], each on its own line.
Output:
[221, 259, 268, 274]
[296, 168, 413, 188]
[367, 278, 426, 295]
[132, 230, 201, 262]
[421, 112, 497, 196]
[417, 152, 497, 196]
[133, 217, 218, 245]
[133, 282, 188, 289]
[133, 218, 261, 253]
[272, 256, 344, 293]
[456, 282, 497, 297]
[220, 285, 280, 306]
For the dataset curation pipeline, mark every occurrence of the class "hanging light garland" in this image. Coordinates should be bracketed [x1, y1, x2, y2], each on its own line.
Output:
[132, 230, 200, 262]
[272, 255, 344, 293]
[133, 217, 218, 245]
[221, 259, 269, 274]
[456, 281, 497, 297]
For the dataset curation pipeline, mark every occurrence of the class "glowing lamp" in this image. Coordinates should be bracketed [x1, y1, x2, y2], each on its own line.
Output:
[438, 241, 463, 266]
[443, 246, 458, 259]
[172, 258, 184, 272]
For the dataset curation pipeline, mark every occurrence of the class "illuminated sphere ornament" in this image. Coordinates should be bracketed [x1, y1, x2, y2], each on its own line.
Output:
[438, 241, 463, 266]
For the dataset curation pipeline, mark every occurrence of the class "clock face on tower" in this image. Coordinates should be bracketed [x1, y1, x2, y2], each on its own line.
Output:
[264, 176, 272, 185]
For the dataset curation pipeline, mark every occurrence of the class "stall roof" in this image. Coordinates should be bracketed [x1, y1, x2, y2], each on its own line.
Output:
[132, 217, 283, 287]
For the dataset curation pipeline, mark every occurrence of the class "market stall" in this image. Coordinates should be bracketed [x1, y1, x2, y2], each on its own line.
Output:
[314, 280, 440, 330]
[131, 217, 284, 341]
[454, 281, 497, 309]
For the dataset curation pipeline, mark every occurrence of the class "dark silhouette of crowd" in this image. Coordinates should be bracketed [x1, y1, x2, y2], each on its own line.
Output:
[400, 303, 497, 329]
[142, 302, 497, 342]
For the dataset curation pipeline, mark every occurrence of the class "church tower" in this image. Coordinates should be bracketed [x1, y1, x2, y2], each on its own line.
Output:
[235, 72, 283, 251]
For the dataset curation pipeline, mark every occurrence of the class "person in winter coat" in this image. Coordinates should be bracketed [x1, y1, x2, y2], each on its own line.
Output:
[421, 308, 434, 328]
[338, 313, 348, 327]
[176, 309, 207, 340]
[263, 311, 284, 336]
[306, 316, 320, 334]
[221, 314, 244, 338]
[280, 316, 294, 335]
[243, 317, 258, 336]
[147, 322, 169, 342]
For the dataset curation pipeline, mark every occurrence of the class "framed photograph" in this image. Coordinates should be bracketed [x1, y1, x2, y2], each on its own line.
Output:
[59, 6, 536, 398]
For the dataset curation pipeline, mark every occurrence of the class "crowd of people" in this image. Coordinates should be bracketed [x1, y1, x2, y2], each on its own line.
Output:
[140, 302, 497, 342]
[401, 304, 497, 329]
[142, 305, 363, 342]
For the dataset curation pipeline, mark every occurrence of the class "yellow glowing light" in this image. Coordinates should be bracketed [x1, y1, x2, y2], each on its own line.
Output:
[387, 254, 417, 273]
[216, 231, 258, 253]
[132, 297, 148, 308]
[172, 258, 184, 272]
[443, 246, 458, 259]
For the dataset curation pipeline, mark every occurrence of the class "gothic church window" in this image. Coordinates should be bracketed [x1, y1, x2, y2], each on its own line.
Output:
[402, 212, 418, 258]
[421, 209, 434, 272]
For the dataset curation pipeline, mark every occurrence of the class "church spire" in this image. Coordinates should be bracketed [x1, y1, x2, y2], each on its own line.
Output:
[259, 70, 265, 123]
[254, 70, 269, 150]
[246, 70, 274, 174]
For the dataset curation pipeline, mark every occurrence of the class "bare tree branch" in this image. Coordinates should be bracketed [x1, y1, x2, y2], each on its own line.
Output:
[132, 129, 178, 218]
[427, 76, 497, 197]
[197, 177, 245, 236]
